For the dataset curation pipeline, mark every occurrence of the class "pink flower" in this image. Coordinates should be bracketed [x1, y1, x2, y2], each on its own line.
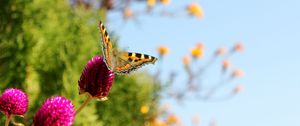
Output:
[0, 88, 28, 116]
[78, 56, 114, 99]
[33, 96, 75, 126]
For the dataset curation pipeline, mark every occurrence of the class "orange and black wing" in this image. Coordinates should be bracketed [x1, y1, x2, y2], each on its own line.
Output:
[98, 21, 113, 70]
[113, 52, 157, 74]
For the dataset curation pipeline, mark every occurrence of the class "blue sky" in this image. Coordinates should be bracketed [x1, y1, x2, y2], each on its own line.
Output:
[108, 0, 300, 125]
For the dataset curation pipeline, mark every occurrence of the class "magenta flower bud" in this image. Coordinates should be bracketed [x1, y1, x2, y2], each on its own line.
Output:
[0, 88, 28, 116]
[33, 96, 75, 126]
[78, 56, 114, 99]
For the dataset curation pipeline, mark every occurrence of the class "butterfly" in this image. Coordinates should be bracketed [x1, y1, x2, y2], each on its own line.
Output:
[98, 21, 158, 74]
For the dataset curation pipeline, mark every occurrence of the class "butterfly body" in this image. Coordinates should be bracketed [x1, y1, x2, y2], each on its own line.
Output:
[99, 21, 157, 74]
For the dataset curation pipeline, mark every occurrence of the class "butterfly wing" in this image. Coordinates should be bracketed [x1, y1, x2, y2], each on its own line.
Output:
[98, 21, 114, 70]
[113, 52, 158, 74]
[99, 21, 157, 74]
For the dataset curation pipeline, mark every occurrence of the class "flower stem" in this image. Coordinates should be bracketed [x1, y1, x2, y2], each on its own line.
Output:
[76, 95, 93, 115]
[11, 115, 25, 126]
[5, 115, 12, 126]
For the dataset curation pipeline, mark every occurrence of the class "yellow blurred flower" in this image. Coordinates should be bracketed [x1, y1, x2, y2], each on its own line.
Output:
[233, 85, 244, 94]
[147, 0, 156, 8]
[157, 46, 170, 56]
[222, 59, 230, 71]
[123, 7, 134, 19]
[232, 68, 244, 78]
[160, 0, 171, 5]
[187, 3, 204, 18]
[150, 119, 168, 126]
[140, 105, 149, 114]
[182, 55, 190, 65]
[166, 114, 178, 124]
[234, 42, 244, 52]
[216, 47, 227, 56]
[190, 44, 204, 59]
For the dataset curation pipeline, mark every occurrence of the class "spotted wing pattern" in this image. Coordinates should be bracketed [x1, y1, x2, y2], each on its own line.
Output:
[98, 21, 114, 70]
[98, 21, 157, 74]
[113, 52, 157, 74]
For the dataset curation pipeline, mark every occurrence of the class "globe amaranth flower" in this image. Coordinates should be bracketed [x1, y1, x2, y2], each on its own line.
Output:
[78, 56, 114, 99]
[0, 88, 28, 116]
[33, 96, 75, 126]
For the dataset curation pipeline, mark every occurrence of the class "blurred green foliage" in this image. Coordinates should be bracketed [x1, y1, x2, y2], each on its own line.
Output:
[0, 0, 30, 89]
[0, 0, 159, 125]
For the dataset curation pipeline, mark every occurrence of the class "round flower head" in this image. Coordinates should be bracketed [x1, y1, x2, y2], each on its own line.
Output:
[190, 46, 204, 59]
[78, 56, 114, 99]
[222, 59, 230, 71]
[0, 88, 28, 116]
[147, 0, 156, 8]
[157, 46, 170, 57]
[233, 42, 244, 52]
[166, 114, 178, 125]
[232, 68, 244, 78]
[182, 55, 190, 65]
[140, 105, 149, 114]
[187, 2, 204, 18]
[123, 7, 134, 20]
[33, 96, 75, 126]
